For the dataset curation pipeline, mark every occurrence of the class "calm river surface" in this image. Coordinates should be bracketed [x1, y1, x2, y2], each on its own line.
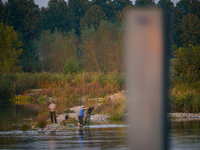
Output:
[0, 121, 200, 150]
[0, 107, 200, 149]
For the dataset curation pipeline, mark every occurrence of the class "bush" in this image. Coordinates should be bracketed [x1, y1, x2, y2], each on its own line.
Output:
[37, 117, 47, 128]
[64, 58, 79, 74]
[169, 83, 200, 113]
[173, 45, 200, 80]
[20, 124, 29, 131]
[0, 75, 15, 105]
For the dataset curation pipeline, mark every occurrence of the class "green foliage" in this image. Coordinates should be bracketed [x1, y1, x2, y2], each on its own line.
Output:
[37, 29, 78, 73]
[37, 117, 47, 128]
[68, 0, 90, 34]
[176, 0, 200, 19]
[173, 45, 200, 79]
[4, 0, 40, 39]
[112, 0, 132, 11]
[135, 0, 155, 7]
[169, 82, 200, 113]
[81, 21, 123, 73]
[0, 21, 23, 73]
[41, 0, 70, 33]
[12, 95, 32, 106]
[0, 1, 5, 21]
[64, 58, 79, 74]
[20, 123, 29, 131]
[97, 96, 127, 121]
[179, 14, 200, 47]
[80, 5, 106, 29]
[0, 76, 15, 104]
[175, 0, 200, 47]
[0, 72, 124, 106]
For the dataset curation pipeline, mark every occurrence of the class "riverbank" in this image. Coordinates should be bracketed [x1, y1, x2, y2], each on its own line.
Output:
[39, 111, 200, 131]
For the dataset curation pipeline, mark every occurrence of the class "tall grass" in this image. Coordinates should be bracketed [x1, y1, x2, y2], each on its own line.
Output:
[169, 80, 200, 113]
[92, 96, 127, 121]
[0, 72, 125, 109]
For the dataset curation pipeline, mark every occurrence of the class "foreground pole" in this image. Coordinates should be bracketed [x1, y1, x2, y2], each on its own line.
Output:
[125, 9, 168, 150]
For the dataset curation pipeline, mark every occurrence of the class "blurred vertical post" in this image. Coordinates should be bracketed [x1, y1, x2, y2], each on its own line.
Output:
[125, 9, 168, 150]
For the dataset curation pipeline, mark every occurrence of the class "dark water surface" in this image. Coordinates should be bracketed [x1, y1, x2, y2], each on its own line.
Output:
[0, 107, 200, 149]
[0, 106, 39, 131]
[0, 126, 128, 150]
[169, 120, 200, 150]
[0, 121, 200, 150]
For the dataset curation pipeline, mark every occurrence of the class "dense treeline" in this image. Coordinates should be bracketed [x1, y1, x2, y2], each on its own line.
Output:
[0, 0, 199, 73]
[0, 0, 200, 112]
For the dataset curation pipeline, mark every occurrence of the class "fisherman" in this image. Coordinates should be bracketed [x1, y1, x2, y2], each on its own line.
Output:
[85, 106, 94, 126]
[78, 106, 88, 127]
[49, 101, 57, 123]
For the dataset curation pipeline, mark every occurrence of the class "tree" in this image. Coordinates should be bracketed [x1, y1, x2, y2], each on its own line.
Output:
[134, 0, 155, 7]
[157, 0, 174, 12]
[81, 21, 123, 73]
[173, 45, 200, 78]
[179, 14, 200, 47]
[112, 0, 132, 11]
[176, 0, 200, 19]
[19, 39, 43, 72]
[80, 5, 106, 29]
[41, 0, 71, 33]
[0, 21, 23, 73]
[0, 0, 5, 21]
[37, 29, 78, 72]
[5, 0, 40, 40]
[157, 0, 175, 50]
[91, 0, 118, 22]
[68, 0, 90, 34]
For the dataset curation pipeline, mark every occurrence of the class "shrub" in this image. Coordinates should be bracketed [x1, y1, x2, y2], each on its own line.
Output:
[20, 124, 29, 131]
[64, 58, 79, 74]
[0, 76, 15, 105]
[169, 83, 200, 113]
[173, 45, 200, 80]
[37, 117, 47, 128]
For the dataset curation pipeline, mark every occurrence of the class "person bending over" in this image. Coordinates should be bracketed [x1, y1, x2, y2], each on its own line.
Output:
[78, 106, 88, 127]
[85, 106, 94, 126]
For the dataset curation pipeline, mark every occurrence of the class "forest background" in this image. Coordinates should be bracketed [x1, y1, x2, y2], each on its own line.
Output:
[0, 0, 200, 114]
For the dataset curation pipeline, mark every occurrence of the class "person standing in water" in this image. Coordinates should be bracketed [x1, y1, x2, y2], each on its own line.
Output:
[78, 106, 88, 127]
[85, 106, 94, 126]
[49, 101, 57, 123]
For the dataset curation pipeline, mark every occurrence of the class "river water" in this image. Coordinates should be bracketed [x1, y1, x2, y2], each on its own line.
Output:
[0, 121, 200, 150]
[0, 107, 200, 149]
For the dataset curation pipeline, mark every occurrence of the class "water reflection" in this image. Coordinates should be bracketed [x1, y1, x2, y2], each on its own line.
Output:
[0, 106, 38, 131]
[78, 127, 92, 148]
[169, 120, 200, 150]
[0, 121, 200, 149]
[50, 131, 56, 150]
[78, 129, 84, 148]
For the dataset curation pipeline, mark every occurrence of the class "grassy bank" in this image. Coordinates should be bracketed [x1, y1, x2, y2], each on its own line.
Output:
[169, 78, 200, 113]
[0, 72, 125, 112]
[1, 71, 200, 120]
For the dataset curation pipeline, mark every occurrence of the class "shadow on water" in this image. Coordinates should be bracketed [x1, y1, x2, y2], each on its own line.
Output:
[0, 125, 128, 149]
[78, 127, 92, 148]
[0, 106, 39, 131]
[169, 120, 200, 150]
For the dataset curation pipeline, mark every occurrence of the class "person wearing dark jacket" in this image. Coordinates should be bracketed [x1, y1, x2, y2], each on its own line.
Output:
[85, 106, 94, 126]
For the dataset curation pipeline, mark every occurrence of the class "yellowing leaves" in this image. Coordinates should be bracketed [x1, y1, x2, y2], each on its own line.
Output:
[0, 21, 23, 73]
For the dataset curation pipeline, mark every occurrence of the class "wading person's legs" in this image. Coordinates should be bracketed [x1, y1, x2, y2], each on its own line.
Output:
[53, 112, 57, 123]
[86, 115, 91, 126]
[50, 112, 53, 123]
[78, 116, 83, 126]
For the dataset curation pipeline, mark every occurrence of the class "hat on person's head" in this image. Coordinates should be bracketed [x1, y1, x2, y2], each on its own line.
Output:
[51, 101, 53, 103]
